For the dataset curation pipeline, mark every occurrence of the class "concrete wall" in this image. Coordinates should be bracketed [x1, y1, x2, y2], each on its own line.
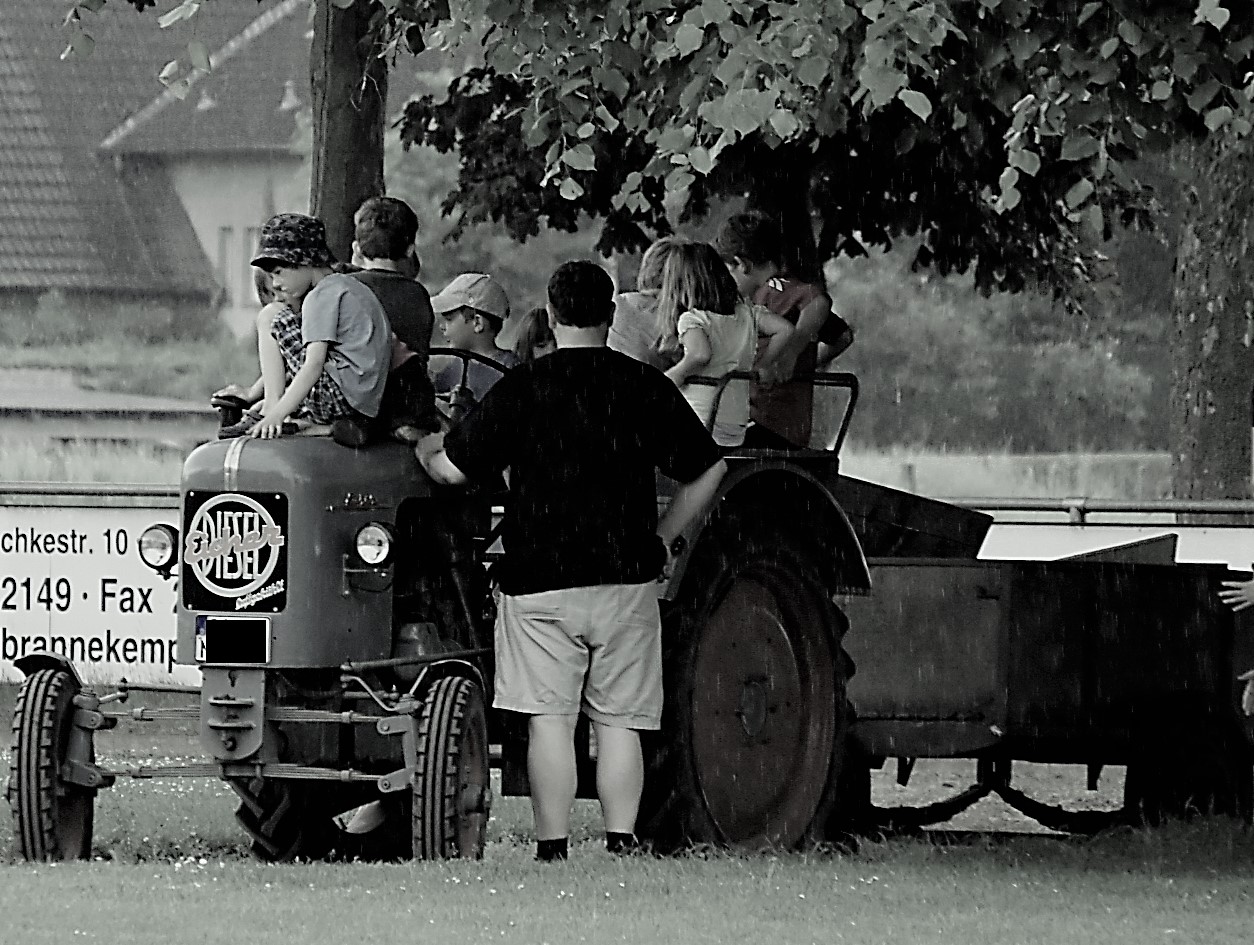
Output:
[168, 155, 307, 337]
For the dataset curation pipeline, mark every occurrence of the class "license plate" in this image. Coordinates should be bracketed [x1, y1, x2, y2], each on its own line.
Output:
[195, 615, 270, 664]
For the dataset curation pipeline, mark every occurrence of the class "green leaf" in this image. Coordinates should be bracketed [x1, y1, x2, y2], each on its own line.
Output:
[1077, 2, 1101, 26]
[158, 59, 180, 83]
[187, 40, 211, 73]
[688, 146, 715, 175]
[999, 166, 1020, 190]
[1099, 37, 1120, 59]
[595, 105, 620, 132]
[1205, 104, 1234, 130]
[1195, 0, 1231, 30]
[999, 185, 1022, 212]
[1083, 201, 1104, 238]
[592, 67, 630, 102]
[576, 122, 595, 139]
[157, 0, 200, 29]
[559, 178, 584, 200]
[561, 144, 596, 171]
[331, 0, 356, 8]
[1060, 133, 1100, 160]
[1117, 20, 1142, 47]
[797, 54, 828, 90]
[1010, 149, 1042, 176]
[1065, 178, 1095, 208]
[1151, 79, 1172, 100]
[898, 89, 933, 121]
[769, 109, 800, 138]
[1187, 79, 1221, 113]
[699, 0, 730, 25]
[674, 23, 705, 57]
[860, 64, 905, 108]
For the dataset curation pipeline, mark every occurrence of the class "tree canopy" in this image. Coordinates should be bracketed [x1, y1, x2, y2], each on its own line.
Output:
[394, 0, 1254, 295]
[81, 0, 1254, 293]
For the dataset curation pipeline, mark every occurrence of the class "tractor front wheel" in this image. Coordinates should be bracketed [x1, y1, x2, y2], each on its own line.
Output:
[9, 668, 95, 861]
[411, 675, 491, 859]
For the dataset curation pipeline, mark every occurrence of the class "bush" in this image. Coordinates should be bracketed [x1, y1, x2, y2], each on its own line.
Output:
[827, 246, 1159, 451]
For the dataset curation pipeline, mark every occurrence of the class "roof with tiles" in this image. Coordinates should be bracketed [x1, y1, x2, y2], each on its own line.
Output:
[0, 0, 309, 298]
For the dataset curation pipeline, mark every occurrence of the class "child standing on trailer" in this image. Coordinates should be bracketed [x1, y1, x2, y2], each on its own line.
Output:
[714, 211, 854, 449]
[224, 213, 392, 440]
[653, 241, 794, 449]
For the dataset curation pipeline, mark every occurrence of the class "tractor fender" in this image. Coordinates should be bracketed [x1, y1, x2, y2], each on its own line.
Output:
[13, 653, 83, 685]
[662, 460, 872, 601]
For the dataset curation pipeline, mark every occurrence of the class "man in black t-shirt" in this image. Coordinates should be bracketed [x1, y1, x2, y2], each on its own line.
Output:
[417, 261, 727, 861]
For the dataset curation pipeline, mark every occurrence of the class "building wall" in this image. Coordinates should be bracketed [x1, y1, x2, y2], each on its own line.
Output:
[168, 155, 308, 337]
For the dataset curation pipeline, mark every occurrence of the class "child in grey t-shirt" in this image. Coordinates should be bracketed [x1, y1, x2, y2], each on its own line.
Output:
[223, 213, 391, 440]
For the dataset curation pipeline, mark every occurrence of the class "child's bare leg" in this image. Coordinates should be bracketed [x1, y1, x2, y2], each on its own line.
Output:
[256, 306, 286, 411]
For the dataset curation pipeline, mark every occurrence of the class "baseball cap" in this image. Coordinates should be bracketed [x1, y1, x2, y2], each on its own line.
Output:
[431, 273, 510, 324]
[250, 213, 336, 270]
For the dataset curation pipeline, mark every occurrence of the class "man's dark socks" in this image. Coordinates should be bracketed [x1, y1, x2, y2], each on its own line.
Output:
[536, 837, 568, 862]
[606, 832, 640, 854]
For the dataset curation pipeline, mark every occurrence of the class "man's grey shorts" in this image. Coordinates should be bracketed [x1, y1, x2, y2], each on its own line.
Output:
[494, 582, 663, 730]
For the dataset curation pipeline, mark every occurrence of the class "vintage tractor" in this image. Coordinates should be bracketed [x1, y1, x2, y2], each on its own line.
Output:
[8, 361, 1253, 862]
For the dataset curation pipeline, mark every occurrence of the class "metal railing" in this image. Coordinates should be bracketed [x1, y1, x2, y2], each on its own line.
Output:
[945, 496, 1254, 525]
[3, 482, 1254, 525]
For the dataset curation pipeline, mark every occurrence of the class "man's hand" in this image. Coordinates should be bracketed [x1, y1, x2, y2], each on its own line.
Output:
[1240, 669, 1254, 717]
[415, 432, 468, 486]
[416, 432, 446, 463]
[658, 534, 680, 583]
[1219, 577, 1254, 612]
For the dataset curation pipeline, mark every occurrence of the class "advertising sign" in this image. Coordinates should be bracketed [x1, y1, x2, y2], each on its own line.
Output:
[0, 505, 196, 686]
[181, 490, 288, 614]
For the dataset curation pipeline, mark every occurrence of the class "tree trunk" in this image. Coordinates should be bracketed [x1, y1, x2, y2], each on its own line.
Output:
[309, 0, 387, 263]
[1169, 134, 1254, 520]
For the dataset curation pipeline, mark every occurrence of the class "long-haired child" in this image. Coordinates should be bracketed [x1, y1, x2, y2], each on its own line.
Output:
[653, 241, 793, 448]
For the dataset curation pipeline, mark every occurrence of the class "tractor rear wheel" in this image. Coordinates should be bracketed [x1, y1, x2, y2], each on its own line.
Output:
[9, 668, 95, 861]
[233, 779, 336, 862]
[640, 526, 853, 851]
[411, 675, 490, 859]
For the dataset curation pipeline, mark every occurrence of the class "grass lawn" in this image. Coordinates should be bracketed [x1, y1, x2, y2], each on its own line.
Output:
[0, 724, 1250, 945]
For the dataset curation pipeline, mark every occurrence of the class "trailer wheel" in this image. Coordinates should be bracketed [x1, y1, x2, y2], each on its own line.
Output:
[9, 668, 95, 861]
[640, 526, 853, 851]
[1124, 719, 1253, 825]
[412, 675, 490, 859]
[233, 779, 335, 862]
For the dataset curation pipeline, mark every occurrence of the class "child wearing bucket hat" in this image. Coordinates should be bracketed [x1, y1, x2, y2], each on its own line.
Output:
[223, 212, 392, 441]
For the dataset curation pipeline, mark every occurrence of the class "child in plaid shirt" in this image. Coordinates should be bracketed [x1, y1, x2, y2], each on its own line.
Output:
[222, 213, 391, 440]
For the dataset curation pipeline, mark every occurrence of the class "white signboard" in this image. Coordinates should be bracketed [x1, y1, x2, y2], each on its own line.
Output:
[0, 505, 198, 686]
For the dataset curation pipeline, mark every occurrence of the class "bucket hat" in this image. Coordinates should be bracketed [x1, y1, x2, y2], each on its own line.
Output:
[250, 213, 336, 270]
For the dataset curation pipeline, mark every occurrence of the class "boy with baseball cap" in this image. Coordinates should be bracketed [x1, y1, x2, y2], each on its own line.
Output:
[428, 273, 519, 413]
[225, 212, 392, 440]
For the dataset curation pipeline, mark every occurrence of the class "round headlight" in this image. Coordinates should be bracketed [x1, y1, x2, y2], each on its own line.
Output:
[138, 524, 178, 570]
[355, 523, 393, 566]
